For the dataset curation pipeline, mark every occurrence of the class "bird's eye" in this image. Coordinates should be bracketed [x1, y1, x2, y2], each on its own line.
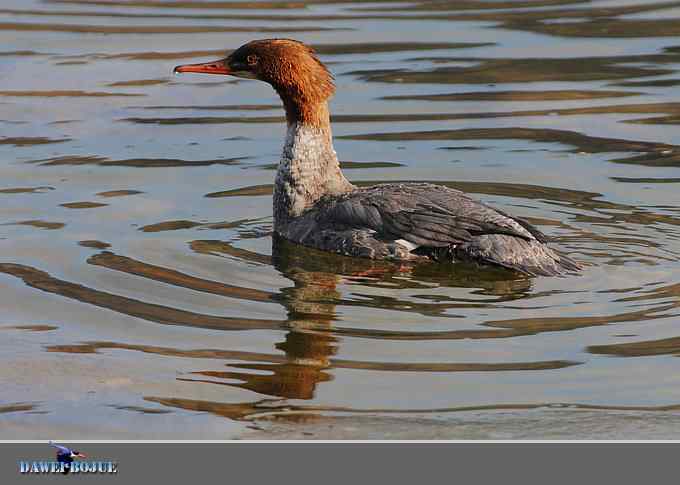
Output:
[246, 55, 258, 66]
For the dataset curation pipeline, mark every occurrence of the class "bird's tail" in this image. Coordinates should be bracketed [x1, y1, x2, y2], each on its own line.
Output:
[553, 250, 582, 275]
[455, 235, 581, 277]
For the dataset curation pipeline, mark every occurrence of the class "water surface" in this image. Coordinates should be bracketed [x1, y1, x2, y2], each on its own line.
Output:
[2, 0, 680, 439]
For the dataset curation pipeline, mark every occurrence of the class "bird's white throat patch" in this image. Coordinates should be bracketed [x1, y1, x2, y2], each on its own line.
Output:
[276, 123, 336, 217]
[274, 122, 352, 222]
[282, 123, 334, 163]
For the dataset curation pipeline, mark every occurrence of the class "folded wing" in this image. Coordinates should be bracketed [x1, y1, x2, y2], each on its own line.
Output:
[322, 183, 547, 249]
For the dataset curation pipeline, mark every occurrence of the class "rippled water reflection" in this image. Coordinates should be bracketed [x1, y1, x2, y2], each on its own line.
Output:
[2, 0, 680, 439]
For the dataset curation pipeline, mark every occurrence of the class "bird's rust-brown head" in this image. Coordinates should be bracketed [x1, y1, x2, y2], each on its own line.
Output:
[174, 39, 335, 128]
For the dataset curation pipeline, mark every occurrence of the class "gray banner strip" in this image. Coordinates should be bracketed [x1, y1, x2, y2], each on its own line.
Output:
[2, 443, 680, 485]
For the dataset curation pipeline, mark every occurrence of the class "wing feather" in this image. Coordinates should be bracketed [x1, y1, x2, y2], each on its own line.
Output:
[319, 183, 542, 249]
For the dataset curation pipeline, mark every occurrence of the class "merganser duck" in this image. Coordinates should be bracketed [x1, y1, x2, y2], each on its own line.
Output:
[174, 39, 580, 276]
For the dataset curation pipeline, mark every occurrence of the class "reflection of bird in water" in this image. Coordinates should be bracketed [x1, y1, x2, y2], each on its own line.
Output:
[49, 441, 86, 475]
[189, 236, 339, 400]
[193, 331, 335, 400]
[174, 38, 580, 276]
[130, 235, 576, 421]
[186, 234, 538, 401]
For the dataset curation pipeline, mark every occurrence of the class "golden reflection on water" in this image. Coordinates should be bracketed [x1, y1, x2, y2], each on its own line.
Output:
[2, 0, 680, 437]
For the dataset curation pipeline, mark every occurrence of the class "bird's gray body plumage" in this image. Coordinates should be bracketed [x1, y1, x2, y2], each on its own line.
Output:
[278, 182, 580, 276]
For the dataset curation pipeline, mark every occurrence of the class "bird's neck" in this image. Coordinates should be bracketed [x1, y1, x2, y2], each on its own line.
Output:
[274, 100, 354, 228]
